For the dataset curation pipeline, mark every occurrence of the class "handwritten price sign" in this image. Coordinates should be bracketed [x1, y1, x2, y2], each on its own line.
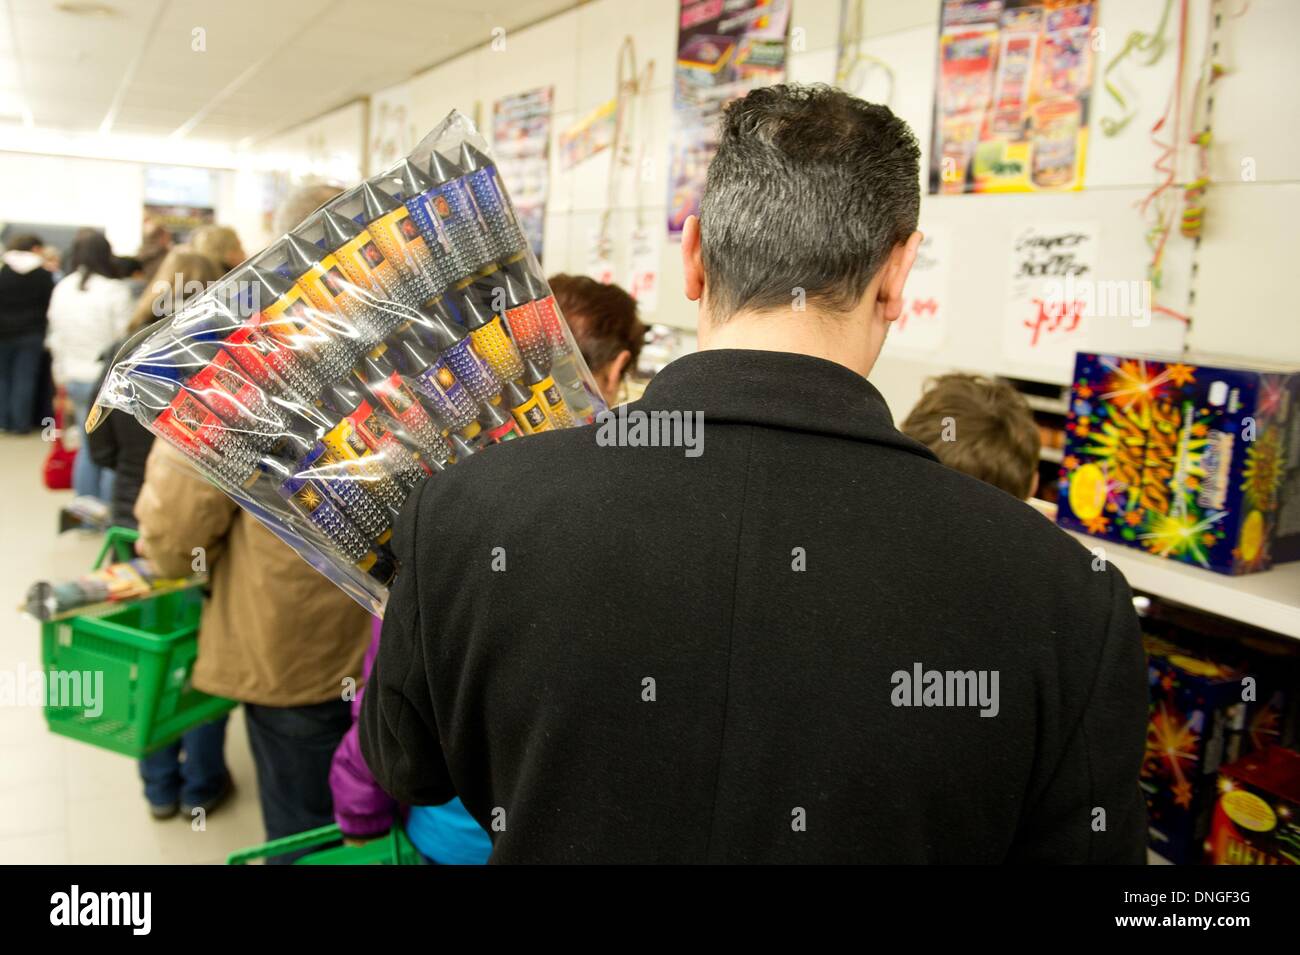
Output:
[897, 297, 939, 331]
[886, 226, 950, 355]
[1024, 297, 1086, 346]
[1002, 221, 1098, 375]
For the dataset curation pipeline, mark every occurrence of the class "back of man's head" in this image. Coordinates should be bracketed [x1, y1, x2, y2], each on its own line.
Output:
[700, 84, 921, 322]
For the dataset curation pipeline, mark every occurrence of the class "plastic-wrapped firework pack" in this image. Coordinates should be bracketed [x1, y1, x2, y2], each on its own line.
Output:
[88, 111, 607, 615]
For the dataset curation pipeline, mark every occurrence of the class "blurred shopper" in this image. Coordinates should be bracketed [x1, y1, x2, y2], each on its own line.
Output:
[136, 219, 173, 283]
[362, 84, 1148, 863]
[548, 274, 645, 406]
[113, 255, 147, 298]
[88, 248, 222, 529]
[330, 619, 491, 864]
[272, 180, 344, 235]
[190, 224, 245, 273]
[0, 234, 55, 433]
[86, 248, 227, 820]
[41, 244, 63, 281]
[134, 183, 371, 862]
[46, 229, 133, 500]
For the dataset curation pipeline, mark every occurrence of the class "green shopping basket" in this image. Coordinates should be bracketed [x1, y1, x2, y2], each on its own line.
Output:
[227, 823, 422, 865]
[40, 526, 236, 757]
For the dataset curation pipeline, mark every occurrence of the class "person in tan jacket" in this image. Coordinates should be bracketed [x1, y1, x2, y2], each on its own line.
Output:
[134, 181, 368, 861]
[135, 440, 371, 859]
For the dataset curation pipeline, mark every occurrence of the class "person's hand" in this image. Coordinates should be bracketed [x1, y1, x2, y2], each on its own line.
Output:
[342, 833, 385, 848]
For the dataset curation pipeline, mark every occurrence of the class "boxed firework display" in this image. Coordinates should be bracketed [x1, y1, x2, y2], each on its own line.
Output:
[1142, 636, 1247, 865]
[88, 112, 606, 616]
[1055, 352, 1300, 575]
[1209, 746, 1300, 865]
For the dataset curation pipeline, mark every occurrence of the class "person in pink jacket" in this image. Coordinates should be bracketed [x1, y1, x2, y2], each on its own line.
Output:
[330, 618, 491, 863]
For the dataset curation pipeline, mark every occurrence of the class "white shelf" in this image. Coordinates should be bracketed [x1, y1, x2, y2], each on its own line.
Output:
[1024, 394, 1070, 415]
[1066, 531, 1300, 640]
[1039, 446, 1064, 463]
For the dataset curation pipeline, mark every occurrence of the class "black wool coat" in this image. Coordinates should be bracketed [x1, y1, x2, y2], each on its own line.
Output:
[361, 349, 1149, 864]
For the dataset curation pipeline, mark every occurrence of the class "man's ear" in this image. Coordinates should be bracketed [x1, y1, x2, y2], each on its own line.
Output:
[681, 215, 704, 302]
[601, 350, 632, 402]
[878, 230, 923, 323]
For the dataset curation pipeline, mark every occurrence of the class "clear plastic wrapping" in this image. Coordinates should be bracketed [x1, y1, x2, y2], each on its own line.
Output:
[90, 112, 607, 615]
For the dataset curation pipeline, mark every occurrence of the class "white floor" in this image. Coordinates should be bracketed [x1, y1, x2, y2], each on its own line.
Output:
[0, 432, 266, 863]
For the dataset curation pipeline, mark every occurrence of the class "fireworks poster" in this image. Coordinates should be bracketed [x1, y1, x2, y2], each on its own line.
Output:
[559, 99, 617, 171]
[929, 0, 1098, 195]
[492, 86, 554, 261]
[666, 0, 790, 238]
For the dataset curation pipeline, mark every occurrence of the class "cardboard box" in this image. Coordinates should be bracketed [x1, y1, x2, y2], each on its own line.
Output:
[1142, 637, 1247, 864]
[1209, 747, 1300, 865]
[1056, 353, 1300, 574]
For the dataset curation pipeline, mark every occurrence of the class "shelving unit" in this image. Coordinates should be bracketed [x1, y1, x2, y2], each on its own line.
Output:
[1067, 530, 1300, 640]
[1001, 376, 1071, 506]
[1022, 393, 1070, 415]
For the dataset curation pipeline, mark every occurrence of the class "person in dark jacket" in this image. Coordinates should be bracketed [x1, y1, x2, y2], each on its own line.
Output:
[359, 84, 1149, 864]
[0, 234, 55, 433]
[88, 247, 222, 529]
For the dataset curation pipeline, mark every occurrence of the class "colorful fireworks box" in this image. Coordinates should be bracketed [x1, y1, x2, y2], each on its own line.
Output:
[1056, 353, 1300, 575]
[1209, 746, 1300, 865]
[1142, 636, 1247, 864]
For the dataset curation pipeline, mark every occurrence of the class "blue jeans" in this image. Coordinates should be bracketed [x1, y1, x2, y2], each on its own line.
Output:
[244, 699, 352, 864]
[139, 714, 230, 808]
[0, 334, 44, 432]
[64, 379, 114, 501]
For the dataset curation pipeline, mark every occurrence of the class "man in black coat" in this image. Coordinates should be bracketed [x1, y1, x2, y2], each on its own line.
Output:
[360, 84, 1149, 863]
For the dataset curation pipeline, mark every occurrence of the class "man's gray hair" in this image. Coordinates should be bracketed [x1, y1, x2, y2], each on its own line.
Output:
[699, 83, 920, 322]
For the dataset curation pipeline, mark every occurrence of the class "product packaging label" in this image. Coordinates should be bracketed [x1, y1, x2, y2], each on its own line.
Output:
[512, 395, 552, 434]
[415, 359, 477, 427]
[188, 351, 274, 435]
[335, 231, 403, 298]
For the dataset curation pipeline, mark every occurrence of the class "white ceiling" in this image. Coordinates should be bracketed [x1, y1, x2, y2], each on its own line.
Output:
[0, 0, 580, 145]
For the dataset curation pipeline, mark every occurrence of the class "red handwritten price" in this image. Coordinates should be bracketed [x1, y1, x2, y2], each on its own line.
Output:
[897, 297, 940, 331]
[1025, 298, 1084, 346]
[630, 271, 657, 301]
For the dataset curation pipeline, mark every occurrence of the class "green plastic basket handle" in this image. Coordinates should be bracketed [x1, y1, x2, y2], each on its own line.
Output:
[93, 526, 141, 571]
[227, 823, 347, 865]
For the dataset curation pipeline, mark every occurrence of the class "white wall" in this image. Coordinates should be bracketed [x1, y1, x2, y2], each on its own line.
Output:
[0, 152, 146, 253]
[0, 151, 247, 257]
[16, 0, 1283, 421]
[234, 99, 370, 252]
[819, 0, 1300, 413]
[370, 0, 1299, 418]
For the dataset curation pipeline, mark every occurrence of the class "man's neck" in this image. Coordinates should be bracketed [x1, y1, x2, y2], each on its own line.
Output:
[696, 306, 883, 380]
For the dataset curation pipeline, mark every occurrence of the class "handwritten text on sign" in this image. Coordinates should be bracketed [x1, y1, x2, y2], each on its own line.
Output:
[1002, 221, 1098, 374]
[886, 225, 951, 355]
